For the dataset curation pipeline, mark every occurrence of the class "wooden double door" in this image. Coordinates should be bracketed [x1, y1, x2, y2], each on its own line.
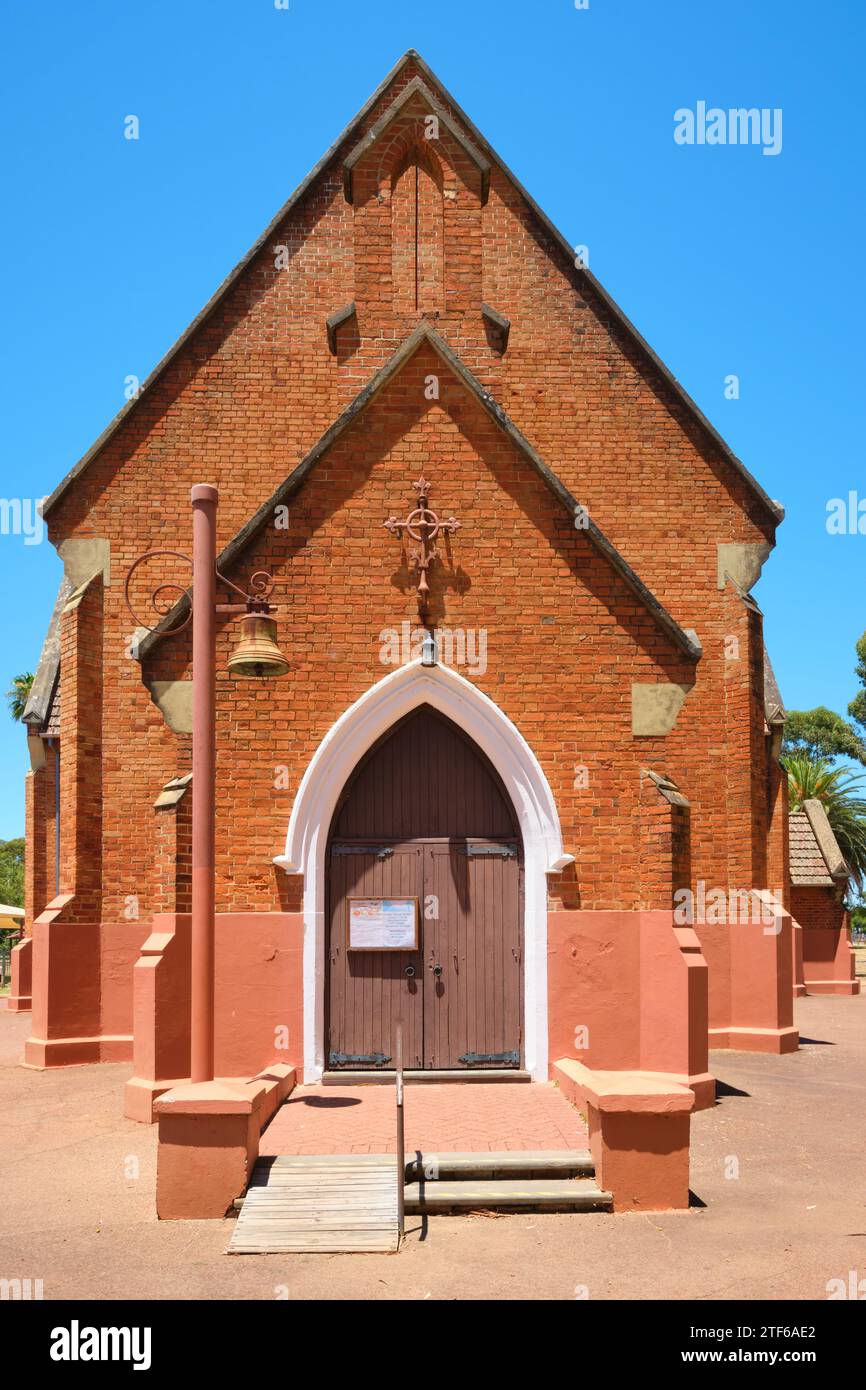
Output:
[326, 709, 522, 1072]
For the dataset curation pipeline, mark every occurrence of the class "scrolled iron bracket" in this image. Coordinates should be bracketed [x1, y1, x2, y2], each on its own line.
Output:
[124, 550, 292, 637]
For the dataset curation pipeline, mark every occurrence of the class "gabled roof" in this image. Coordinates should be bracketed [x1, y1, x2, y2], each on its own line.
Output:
[138, 322, 701, 665]
[23, 576, 71, 731]
[790, 799, 847, 887]
[42, 50, 783, 528]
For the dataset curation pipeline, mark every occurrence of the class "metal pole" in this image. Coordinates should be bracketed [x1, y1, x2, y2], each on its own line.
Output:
[190, 484, 218, 1084]
[396, 1020, 405, 1241]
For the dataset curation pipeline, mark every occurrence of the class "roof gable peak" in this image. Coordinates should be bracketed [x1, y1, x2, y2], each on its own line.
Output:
[343, 73, 490, 204]
[42, 47, 783, 534]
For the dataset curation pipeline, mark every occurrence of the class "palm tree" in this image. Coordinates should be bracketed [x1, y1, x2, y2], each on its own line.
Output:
[6, 672, 34, 722]
[785, 753, 866, 891]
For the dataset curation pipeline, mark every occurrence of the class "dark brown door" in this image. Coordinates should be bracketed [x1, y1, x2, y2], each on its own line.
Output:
[423, 842, 521, 1069]
[326, 708, 522, 1071]
[327, 843, 424, 1069]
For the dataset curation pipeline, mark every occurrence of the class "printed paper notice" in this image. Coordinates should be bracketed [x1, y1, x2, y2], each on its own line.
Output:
[348, 898, 417, 950]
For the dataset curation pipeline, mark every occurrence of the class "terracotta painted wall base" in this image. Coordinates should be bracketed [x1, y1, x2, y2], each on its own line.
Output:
[126, 912, 303, 1122]
[155, 1065, 295, 1220]
[7, 937, 32, 1012]
[554, 1058, 694, 1211]
[24, 1035, 132, 1067]
[791, 920, 806, 998]
[803, 979, 860, 996]
[708, 1025, 799, 1054]
[802, 926, 859, 997]
[697, 904, 798, 1054]
[547, 911, 713, 1109]
[22, 916, 149, 1068]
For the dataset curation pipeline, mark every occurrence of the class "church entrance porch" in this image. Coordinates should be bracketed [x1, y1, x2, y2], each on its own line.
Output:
[259, 1078, 586, 1156]
[225, 1077, 611, 1248]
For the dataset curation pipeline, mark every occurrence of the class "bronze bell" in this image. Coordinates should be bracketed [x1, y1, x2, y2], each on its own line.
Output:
[227, 613, 290, 678]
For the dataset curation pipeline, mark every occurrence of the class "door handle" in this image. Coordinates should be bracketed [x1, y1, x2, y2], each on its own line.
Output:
[431, 963, 443, 977]
[404, 965, 416, 978]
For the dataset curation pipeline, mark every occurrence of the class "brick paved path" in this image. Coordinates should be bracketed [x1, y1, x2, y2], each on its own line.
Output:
[259, 1081, 589, 1155]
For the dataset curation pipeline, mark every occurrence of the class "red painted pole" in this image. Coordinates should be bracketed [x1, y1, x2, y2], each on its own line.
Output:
[190, 484, 218, 1084]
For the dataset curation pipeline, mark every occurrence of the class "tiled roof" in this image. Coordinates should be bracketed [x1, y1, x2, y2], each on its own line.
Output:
[23, 576, 71, 732]
[789, 800, 847, 887]
[44, 672, 60, 738]
[790, 811, 833, 885]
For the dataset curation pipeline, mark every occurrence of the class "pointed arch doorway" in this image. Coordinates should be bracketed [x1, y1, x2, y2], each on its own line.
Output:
[326, 707, 523, 1071]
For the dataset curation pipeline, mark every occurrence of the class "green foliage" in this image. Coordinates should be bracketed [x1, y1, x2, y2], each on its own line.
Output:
[0, 839, 24, 956]
[0, 838, 24, 908]
[847, 631, 866, 731]
[784, 630, 866, 764]
[783, 707, 866, 765]
[6, 672, 34, 722]
[785, 755, 866, 891]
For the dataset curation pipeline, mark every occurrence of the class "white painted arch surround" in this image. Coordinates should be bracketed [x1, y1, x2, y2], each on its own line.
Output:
[274, 659, 572, 1082]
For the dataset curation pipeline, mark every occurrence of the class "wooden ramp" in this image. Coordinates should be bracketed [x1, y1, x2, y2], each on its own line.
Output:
[227, 1155, 400, 1255]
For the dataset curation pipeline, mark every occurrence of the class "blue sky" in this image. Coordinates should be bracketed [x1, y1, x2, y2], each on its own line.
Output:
[0, 0, 864, 839]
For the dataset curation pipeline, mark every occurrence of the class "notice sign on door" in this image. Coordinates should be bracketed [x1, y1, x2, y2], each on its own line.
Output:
[347, 897, 418, 951]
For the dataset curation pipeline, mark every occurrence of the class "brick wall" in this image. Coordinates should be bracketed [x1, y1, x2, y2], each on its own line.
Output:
[24, 742, 59, 929]
[153, 790, 192, 915]
[58, 577, 104, 921]
[39, 57, 780, 924]
[637, 775, 691, 912]
[791, 885, 845, 933]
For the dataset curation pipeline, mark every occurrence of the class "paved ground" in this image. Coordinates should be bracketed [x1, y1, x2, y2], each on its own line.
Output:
[1, 994, 864, 1300]
[259, 1079, 589, 1155]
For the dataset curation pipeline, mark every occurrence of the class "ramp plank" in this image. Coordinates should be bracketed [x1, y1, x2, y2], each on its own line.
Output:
[228, 1157, 400, 1254]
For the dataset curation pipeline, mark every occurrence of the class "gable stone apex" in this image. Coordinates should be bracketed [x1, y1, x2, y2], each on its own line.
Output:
[343, 74, 490, 204]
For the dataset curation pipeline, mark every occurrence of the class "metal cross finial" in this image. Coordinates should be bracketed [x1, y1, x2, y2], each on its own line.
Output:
[383, 476, 461, 617]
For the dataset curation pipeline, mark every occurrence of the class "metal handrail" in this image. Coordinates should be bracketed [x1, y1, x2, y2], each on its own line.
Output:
[395, 1021, 405, 1243]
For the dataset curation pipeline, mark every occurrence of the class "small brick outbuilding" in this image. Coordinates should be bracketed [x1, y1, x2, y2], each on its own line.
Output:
[790, 800, 859, 996]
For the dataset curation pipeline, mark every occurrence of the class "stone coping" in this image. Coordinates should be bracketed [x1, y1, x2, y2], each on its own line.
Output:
[554, 1058, 696, 1114]
[154, 1064, 295, 1119]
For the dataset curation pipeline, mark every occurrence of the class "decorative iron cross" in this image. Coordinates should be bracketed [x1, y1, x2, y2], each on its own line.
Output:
[383, 476, 461, 616]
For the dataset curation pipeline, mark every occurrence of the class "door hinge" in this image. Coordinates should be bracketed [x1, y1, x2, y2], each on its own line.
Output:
[458, 1050, 520, 1066]
[331, 845, 394, 859]
[329, 1051, 392, 1067]
[461, 844, 517, 858]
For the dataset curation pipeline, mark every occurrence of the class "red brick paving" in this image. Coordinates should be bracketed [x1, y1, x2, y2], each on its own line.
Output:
[259, 1081, 589, 1155]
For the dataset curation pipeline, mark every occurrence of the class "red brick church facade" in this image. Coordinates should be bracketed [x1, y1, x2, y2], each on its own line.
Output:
[12, 51, 854, 1209]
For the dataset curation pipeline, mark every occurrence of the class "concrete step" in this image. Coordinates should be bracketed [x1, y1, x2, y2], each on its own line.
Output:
[404, 1149, 594, 1180]
[405, 1177, 612, 1213]
[233, 1153, 604, 1210]
[239, 1152, 595, 1197]
[322, 1069, 531, 1085]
